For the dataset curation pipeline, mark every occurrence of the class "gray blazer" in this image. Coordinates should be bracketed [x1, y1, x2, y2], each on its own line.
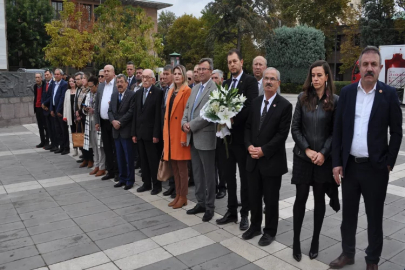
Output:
[181, 79, 217, 151]
[94, 80, 118, 126]
[108, 90, 135, 139]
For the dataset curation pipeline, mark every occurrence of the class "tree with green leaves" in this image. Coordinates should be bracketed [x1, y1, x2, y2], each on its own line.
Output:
[44, 0, 94, 70]
[6, 0, 53, 68]
[158, 11, 177, 60]
[266, 26, 325, 84]
[92, 0, 163, 72]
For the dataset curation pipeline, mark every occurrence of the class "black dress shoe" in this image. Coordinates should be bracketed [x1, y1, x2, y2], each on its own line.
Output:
[54, 148, 63, 154]
[258, 233, 275, 246]
[79, 155, 83, 158]
[202, 210, 214, 222]
[44, 145, 53, 150]
[114, 174, 119, 182]
[242, 227, 262, 240]
[239, 216, 249, 231]
[151, 188, 162, 195]
[170, 190, 176, 198]
[186, 204, 206, 215]
[309, 241, 318, 260]
[36, 143, 45, 148]
[76, 159, 84, 163]
[163, 186, 175, 196]
[216, 190, 226, 199]
[216, 211, 237, 225]
[137, 185, 151, 192]
[114, 182, 125, 188]
[293, 253, 302, 262]
[50, 147, 59, 152]
[124, 185, 133, 190]
[188, 181, 195, 187]
[61, 149, 70, 155]
[101, 173, 114, 180]
[134, 161, 140, 169]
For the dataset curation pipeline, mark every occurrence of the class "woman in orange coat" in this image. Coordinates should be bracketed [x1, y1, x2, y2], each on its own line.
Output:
[163, 65, 192, 208]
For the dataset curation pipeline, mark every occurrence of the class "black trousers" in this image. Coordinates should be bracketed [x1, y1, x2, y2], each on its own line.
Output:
[218, 142, 249, 216]
[44, 113, 56, 147]
[138, 139, 161, 189]
[55, 115, 69, 150]
[215, 141, 226, 192]
[248, 167, 282, 236]
[100, 119, 117, 174]
[341, 156, 389, 264]
[35, 108, 48, 144]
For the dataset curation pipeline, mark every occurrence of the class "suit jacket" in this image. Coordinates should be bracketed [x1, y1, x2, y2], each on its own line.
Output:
[332, 81, 402, 173]
[33, 80, 45, 114]
[131, 85, 163, 140]
[258, 81, 264, 96]
[94, 81, 118, 126]
[41, 80, 54, 116]
[222, 72, 258, 145]
[181, 80, 217, 151]
[127, 76, 136, 91]
[161, 85, 172, 131]
[49, 80, 68, 114]
[108, 90, 136, 139]
[244, 94, 292, 176]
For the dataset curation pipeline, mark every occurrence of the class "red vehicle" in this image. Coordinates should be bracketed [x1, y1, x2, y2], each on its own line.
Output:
[351, 60, 360, 83]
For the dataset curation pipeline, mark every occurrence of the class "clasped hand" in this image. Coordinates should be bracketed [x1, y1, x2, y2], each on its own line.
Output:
[248, 145, 263, 159]
[305, 149, 325, 166]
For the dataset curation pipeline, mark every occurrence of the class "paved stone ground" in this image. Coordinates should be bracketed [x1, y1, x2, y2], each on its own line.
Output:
[0, 94, 404, 270]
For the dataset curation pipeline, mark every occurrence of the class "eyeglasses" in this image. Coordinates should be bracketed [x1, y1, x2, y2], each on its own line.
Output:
[142, 76, 152, 80]
[98, 75, 104, 78]
[264, 77, 279, 82]
[197, 68, 209, 72]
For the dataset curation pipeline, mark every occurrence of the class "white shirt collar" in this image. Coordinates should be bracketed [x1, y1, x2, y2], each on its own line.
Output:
[232, 70, 244, 81]
[201, 78, 212, 88]
[106, 78, 115, 86]
[357, 79, 377, 94]
[263, 92, 277, 105]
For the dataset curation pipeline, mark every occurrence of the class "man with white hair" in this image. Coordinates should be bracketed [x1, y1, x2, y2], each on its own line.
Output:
[211, 69, 224, 86]
[253, 56, 267, 96]
[98, 69, 105, 84]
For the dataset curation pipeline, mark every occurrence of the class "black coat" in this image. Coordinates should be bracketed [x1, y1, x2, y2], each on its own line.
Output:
[131, 85, 163, 141]
[33, 80, 46, 114]
[41, 80, 54, 116]
[108, 90, 136, 139]
[332, 81, 402, 172]
[244, 94, 292, 176]
[223, 72, 258, 145]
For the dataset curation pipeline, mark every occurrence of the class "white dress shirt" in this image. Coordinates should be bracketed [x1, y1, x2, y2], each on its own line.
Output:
[100, 78, 115, 120]
[143, 86, 152, 100]
[52, 80, 61, 105]
[260, 93, 277, 114]
[350, 80, 377, 157]
[258, 78, 263, 89]
[230, 70, 243, 89]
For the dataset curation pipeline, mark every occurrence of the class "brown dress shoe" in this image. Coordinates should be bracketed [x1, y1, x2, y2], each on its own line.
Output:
[168, 195, 179, 207]
[87, 161, 94, 168]
[79, 161, 88, 168]
[95, 170, 106, 177]
[89, 167, 99, 175]
[329, 253, 355, 269]
[173, 196, 188, 209]
[366, 263, 378, 270]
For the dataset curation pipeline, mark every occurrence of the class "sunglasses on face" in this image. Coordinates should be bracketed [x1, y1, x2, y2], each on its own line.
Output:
[98, 75, 104, 78]
[187, 77, 192, 80]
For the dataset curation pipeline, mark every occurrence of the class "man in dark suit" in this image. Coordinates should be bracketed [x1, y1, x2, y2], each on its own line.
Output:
[216, 49, 259, 231]
[33, 73, 48, 148]
[49, 68, 69, 155]
[187, 70, 195, 88]
[41, 70, 55, 151]
[243, 67, 292, 246]
[330, 46, 402, 270]
[108, 74, 136, 190]
[126, 61, 137, 91]
[132, 69, 163, 195]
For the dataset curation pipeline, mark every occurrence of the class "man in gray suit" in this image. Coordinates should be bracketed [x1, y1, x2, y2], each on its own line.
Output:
[109, 74, 136, 190]
[182, 58, 217, 222]
[94, 64, 118, 181]
[253, 56, 267, 96]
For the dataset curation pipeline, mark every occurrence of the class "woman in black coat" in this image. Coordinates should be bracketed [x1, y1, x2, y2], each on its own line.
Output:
[291, 60, 339, 262]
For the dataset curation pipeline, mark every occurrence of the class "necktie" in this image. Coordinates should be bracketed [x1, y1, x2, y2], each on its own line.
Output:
[259, 100, 269, 130]
[128, 78, 131, 85]
[119, 93, 122, 103]
[46, 82, 49, 92]
[164, 87, 169, 103]
[230, 79, 237, 90]
[142, 88, 148, 105]
[191, 84, 205, 120]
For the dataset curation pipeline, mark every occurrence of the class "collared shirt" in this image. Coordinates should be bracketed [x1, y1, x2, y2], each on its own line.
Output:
[134, 82, 143, 92]
[100, 78, 115, 120]
[260, 93, 277, 114]
[350, 80, 377, 157]
[194, 79, 211, 102]
[258, 78, 263, 90]
[230, 70, 244, 89]
[119, 89, 127, 101]
[53, 80, 61, 105]
[143, 86, 152, 99]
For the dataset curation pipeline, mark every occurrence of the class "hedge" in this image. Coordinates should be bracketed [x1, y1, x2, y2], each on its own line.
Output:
[281, 81, 352, 96]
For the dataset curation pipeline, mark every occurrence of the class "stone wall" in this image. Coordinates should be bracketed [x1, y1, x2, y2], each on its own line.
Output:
[0, 72, 36, 127]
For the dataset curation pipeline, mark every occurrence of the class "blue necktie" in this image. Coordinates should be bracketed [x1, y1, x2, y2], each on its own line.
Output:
[191, 84, 204, 120]
[119, 93, 122, 103]
[230, 79, 237, 90]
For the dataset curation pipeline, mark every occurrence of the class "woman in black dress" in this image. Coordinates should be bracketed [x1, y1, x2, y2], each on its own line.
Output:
[291, 60, 339, 262]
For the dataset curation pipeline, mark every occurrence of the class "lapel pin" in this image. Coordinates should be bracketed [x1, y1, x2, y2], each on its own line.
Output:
[379, 89, 382, 93]
[273, 104, 276, 107]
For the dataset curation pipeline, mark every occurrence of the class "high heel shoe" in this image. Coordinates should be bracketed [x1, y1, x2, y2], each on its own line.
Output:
[173, 196, 187, 209]
[292, 242, 302, 262]
[309, 241, 319, 260]
[168, 195, 179, 207]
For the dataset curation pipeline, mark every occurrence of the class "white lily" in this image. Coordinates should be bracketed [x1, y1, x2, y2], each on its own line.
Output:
[217, 108, 235, 129]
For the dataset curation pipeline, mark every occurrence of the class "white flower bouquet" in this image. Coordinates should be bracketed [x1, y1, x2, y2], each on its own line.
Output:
[200, 83, 247, 156]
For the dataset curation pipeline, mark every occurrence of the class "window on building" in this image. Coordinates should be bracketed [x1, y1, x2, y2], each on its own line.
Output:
[94, 5, 99, 20]
[82, 4, 92, 22]
[51, 1, 63, 19]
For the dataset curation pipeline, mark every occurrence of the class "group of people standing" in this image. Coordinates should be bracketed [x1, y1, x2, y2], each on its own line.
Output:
[32, 45, 402, 270]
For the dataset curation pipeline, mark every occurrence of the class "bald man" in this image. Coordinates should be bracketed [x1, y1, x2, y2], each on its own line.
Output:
[253, 56, 267, 96]
[94, 64, 119, 181]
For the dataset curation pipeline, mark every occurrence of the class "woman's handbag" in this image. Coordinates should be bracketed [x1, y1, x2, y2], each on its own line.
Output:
[157, 153, 173, 181]
[72, 122, 84, 148]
